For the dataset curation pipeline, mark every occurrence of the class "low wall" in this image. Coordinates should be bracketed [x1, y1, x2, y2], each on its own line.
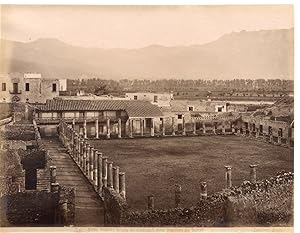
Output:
[122, 196, 226, 227]
[103, 172, 293, 227]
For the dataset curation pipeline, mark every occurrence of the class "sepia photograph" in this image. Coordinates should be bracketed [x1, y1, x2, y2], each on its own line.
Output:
[0, 3, 294, 231]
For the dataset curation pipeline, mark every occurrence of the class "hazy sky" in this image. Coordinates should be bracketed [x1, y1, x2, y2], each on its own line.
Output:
[1, 5, 293, 49]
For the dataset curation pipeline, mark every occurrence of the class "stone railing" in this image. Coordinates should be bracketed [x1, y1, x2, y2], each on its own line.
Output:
[57, 119, 126, 201]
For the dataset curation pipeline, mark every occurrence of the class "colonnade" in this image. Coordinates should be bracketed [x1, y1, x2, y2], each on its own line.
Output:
[58, 120, 126, 199]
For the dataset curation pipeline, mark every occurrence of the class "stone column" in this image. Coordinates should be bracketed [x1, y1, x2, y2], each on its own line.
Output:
[102, 157, 108, 187]
[161, 118, 165, 136]
[95, 119, 99, 139]
[174, 184, 182, 208]
[90, 148, 94, 181]
[50, 166, 57, 184]
[213, 123, 216, 134]
[269, 134, 274, 144]
[85, 144, 90, 176]
[148, 195, 154, 210]
[106, 119, 110, 139]
[93, 150, 98, 187]
[107, 161, 113, 188]
[256, 129, 259, 138]
[71, 129, 75, 155]
[243, 124, 247, 136]
[24, 104, 29, 121]
[61, 202, 68, 225]
[222, 124, 226, 134]
[140, 119, 144, 137]
[82, 141, 87, 170]
[129, 119, 133, 138]
[231, 123, 235, 133]
[203, 122, 206, 134]
[119, 172, 126, 199]
[200, 182, 207, 200]
[97, 152, 103, 193]
[172, 117, 176, 136]
[225, 166, 232, 188]
[83, 120, 87, 139]
[113, 166, 120, 192]
[150, 118, 155, 137]
[76, 136, 81, 164]
[51, 183, 60, 193]
[74, 135, 78, 162]
[252, 124, 256, 136]
[118, 118, 122, 138]
[73, 135, 77, 158]
[72, 118, 75, 129]
[263, 133, 266, 142]
[249, 124, 253, 136]
[79, 140, 84, 166]
[182, 116, 186, 136]
[249, 164, 258, 183]
[193, 119, 197, 135]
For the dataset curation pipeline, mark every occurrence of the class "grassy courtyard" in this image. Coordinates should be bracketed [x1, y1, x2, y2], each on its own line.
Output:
[89, 135, 293, 210]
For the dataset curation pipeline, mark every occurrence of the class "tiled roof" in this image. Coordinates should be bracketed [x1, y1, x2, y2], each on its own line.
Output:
[124, 101, 163, 118]
[36, 99, 163, 118]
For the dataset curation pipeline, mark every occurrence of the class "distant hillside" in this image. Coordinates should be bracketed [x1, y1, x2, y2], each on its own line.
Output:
[0, 28, 294, 79]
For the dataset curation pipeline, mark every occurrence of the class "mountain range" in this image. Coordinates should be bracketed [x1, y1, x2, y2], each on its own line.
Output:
[0, 28, 294, 80]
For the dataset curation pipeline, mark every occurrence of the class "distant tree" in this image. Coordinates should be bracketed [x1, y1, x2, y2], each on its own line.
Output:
[94, 84, 109, 96]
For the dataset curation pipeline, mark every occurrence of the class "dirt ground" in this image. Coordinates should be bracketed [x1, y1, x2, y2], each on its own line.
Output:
[89, 135, 293, 210]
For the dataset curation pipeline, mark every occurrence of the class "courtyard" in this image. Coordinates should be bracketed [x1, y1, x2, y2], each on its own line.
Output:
[89, 135, 293, 210]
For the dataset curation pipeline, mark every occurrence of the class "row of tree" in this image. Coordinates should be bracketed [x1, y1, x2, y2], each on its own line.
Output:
[67, 78, 293, 95]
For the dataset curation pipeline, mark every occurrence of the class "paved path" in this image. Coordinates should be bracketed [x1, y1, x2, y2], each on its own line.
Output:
[42, 138, 104, 227]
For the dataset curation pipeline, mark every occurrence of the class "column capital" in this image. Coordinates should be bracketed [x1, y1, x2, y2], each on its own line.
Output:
[224, 165, 232, 170]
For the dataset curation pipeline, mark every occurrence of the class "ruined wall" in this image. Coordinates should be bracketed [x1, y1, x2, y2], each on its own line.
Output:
[225, 172, 293, 226]
[2, 185, 75, 226]
[103, 187, 129, 226]
[241, 115, 290, 138]
[4, 190, 57, 225]
[122, 197, 226, 227]
[59, 186, 76, 226]
[103, 172, 293, 227]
